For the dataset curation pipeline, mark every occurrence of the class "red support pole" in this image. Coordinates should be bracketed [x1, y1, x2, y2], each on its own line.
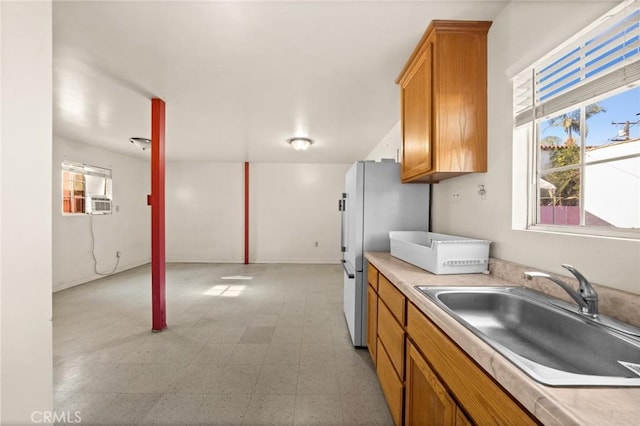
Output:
[244, 161, 249, 265]
[151, 98, 167, 332]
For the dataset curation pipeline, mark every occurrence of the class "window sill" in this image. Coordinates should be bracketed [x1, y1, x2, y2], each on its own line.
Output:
[524, 224, 640, 241]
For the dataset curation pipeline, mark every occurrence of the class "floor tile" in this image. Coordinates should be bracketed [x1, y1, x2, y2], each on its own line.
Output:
[227, 343, 269, 365]
[302, 326, 334, 344]
[141, 393, 206, 424]
[89, 393, 162, 425]
[80, 362, 146, 392]
[213, 364, 261, 394]
[191, 393, 251, 425]
[242, 393, 295, 425]
[336, 361, 381, 395]
[254, 364, 299, 394]
[340, 391, 394, 425]
[208, 325, 247, 344]
[124, 363, 187, 393]
[239, 326, 276, 343]
[294, 394, 344, 425]
[263, 343, 302, 365]
[277, 314, 306, 328]
[191, 343, 236, 365]
[170, 363, 226, 393]
[300, 343, 336, 365]
[249, 314, 279, 328]
[271, 326, 304, 344]
[297, 363, 340, 394]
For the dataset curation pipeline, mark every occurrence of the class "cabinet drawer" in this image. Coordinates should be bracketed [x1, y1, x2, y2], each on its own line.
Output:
[378, 274, 406, 325]
[376, 338, 403, 426]
[368, 263, 379, 291]
[377, 299, 405, 378]
[407, 303, 536, 425]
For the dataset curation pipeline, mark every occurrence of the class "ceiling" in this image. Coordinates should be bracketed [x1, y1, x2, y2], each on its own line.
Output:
[53, 1, 509, 163]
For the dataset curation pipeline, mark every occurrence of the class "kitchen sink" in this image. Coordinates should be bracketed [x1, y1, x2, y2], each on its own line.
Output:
[416, 286, 640, 386]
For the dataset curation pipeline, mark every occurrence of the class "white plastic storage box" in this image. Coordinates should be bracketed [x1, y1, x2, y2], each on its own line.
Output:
[389, 231, 491, 275]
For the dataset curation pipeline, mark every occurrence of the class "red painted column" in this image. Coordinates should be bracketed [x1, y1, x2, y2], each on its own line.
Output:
[244, 161, 249, 265]
[151, 98, 167, 332]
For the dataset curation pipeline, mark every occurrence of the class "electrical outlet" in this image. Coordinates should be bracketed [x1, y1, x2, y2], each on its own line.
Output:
[116, 251, 121, 258]
[451, 192, 462, 203]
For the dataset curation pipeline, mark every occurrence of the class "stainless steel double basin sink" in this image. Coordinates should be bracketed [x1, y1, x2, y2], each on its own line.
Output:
[416, 286, 640, 387]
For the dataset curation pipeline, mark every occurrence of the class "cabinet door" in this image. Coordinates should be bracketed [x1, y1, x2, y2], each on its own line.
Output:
[367, 284, 378, 364]
[401, 43, 432, 182]
[405, 341, 456, 426]
[455, 407, 472, 426]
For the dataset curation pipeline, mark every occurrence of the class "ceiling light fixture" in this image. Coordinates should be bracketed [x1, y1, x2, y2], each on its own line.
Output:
[130, 137, 151, 151]
[287, 137, 313, 151]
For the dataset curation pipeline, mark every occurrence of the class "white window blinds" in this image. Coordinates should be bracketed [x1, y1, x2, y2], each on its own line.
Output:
[515, 0, 640, 126]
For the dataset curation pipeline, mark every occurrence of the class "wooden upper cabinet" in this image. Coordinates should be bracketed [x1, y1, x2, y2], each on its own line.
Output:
[396, 20, 492, 183]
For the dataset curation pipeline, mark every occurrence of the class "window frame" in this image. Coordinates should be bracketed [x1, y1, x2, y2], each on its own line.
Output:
[61, 161, 113, 216]
[514, 0, 640, 240]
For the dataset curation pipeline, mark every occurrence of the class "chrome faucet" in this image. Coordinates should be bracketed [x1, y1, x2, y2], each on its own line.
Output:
[523, 264, 599, 317]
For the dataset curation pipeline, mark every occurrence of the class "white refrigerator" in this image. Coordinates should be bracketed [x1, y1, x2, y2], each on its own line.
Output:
[339, 160, 430, 347]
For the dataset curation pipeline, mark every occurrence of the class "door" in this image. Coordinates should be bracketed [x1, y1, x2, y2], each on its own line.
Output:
[405, 341, 456, 426]
[343, 161, 363, 271]
[343, 269, 363, 346]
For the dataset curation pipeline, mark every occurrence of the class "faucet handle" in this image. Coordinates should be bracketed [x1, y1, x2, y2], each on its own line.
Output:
[561, 264, 597, 299]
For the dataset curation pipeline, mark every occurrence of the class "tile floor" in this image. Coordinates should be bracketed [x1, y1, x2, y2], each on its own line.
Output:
[53, 263, 393, 425]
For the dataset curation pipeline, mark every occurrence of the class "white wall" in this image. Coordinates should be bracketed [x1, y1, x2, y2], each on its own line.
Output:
[165, 162, 348, 264]
[53, 137, 150, 291]
[1, 1, 54, 422]
[365, 122, 401, 162]
[250, 163, 350, 263]
[429, 1, 640, 294]
[166, 162, 243, 262]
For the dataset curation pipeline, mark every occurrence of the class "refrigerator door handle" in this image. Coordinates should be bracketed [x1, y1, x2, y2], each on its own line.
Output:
[340, 195, 347, 253]
[342, 259, 355, 279]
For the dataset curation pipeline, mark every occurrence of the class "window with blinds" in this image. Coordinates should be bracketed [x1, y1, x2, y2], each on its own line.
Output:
[514, 0, 640, 237]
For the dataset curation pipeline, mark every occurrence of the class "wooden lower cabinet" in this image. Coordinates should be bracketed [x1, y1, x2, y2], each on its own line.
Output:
[407, 303, 537, 425]
[367, 264, 535, 425]
[367, 284, 378, 364]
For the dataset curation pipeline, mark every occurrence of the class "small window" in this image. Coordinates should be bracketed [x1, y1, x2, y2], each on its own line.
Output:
[62, 161, 113, 215]
[514, 0, 640, 238]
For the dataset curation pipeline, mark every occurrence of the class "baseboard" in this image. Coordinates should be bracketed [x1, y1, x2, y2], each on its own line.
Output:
[165, 258, 244, 264]
[251, 259, 342, 265]
[53, 261, 149, 293]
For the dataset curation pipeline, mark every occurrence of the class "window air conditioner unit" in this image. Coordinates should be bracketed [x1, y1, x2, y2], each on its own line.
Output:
[88, 197, 112, 215]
